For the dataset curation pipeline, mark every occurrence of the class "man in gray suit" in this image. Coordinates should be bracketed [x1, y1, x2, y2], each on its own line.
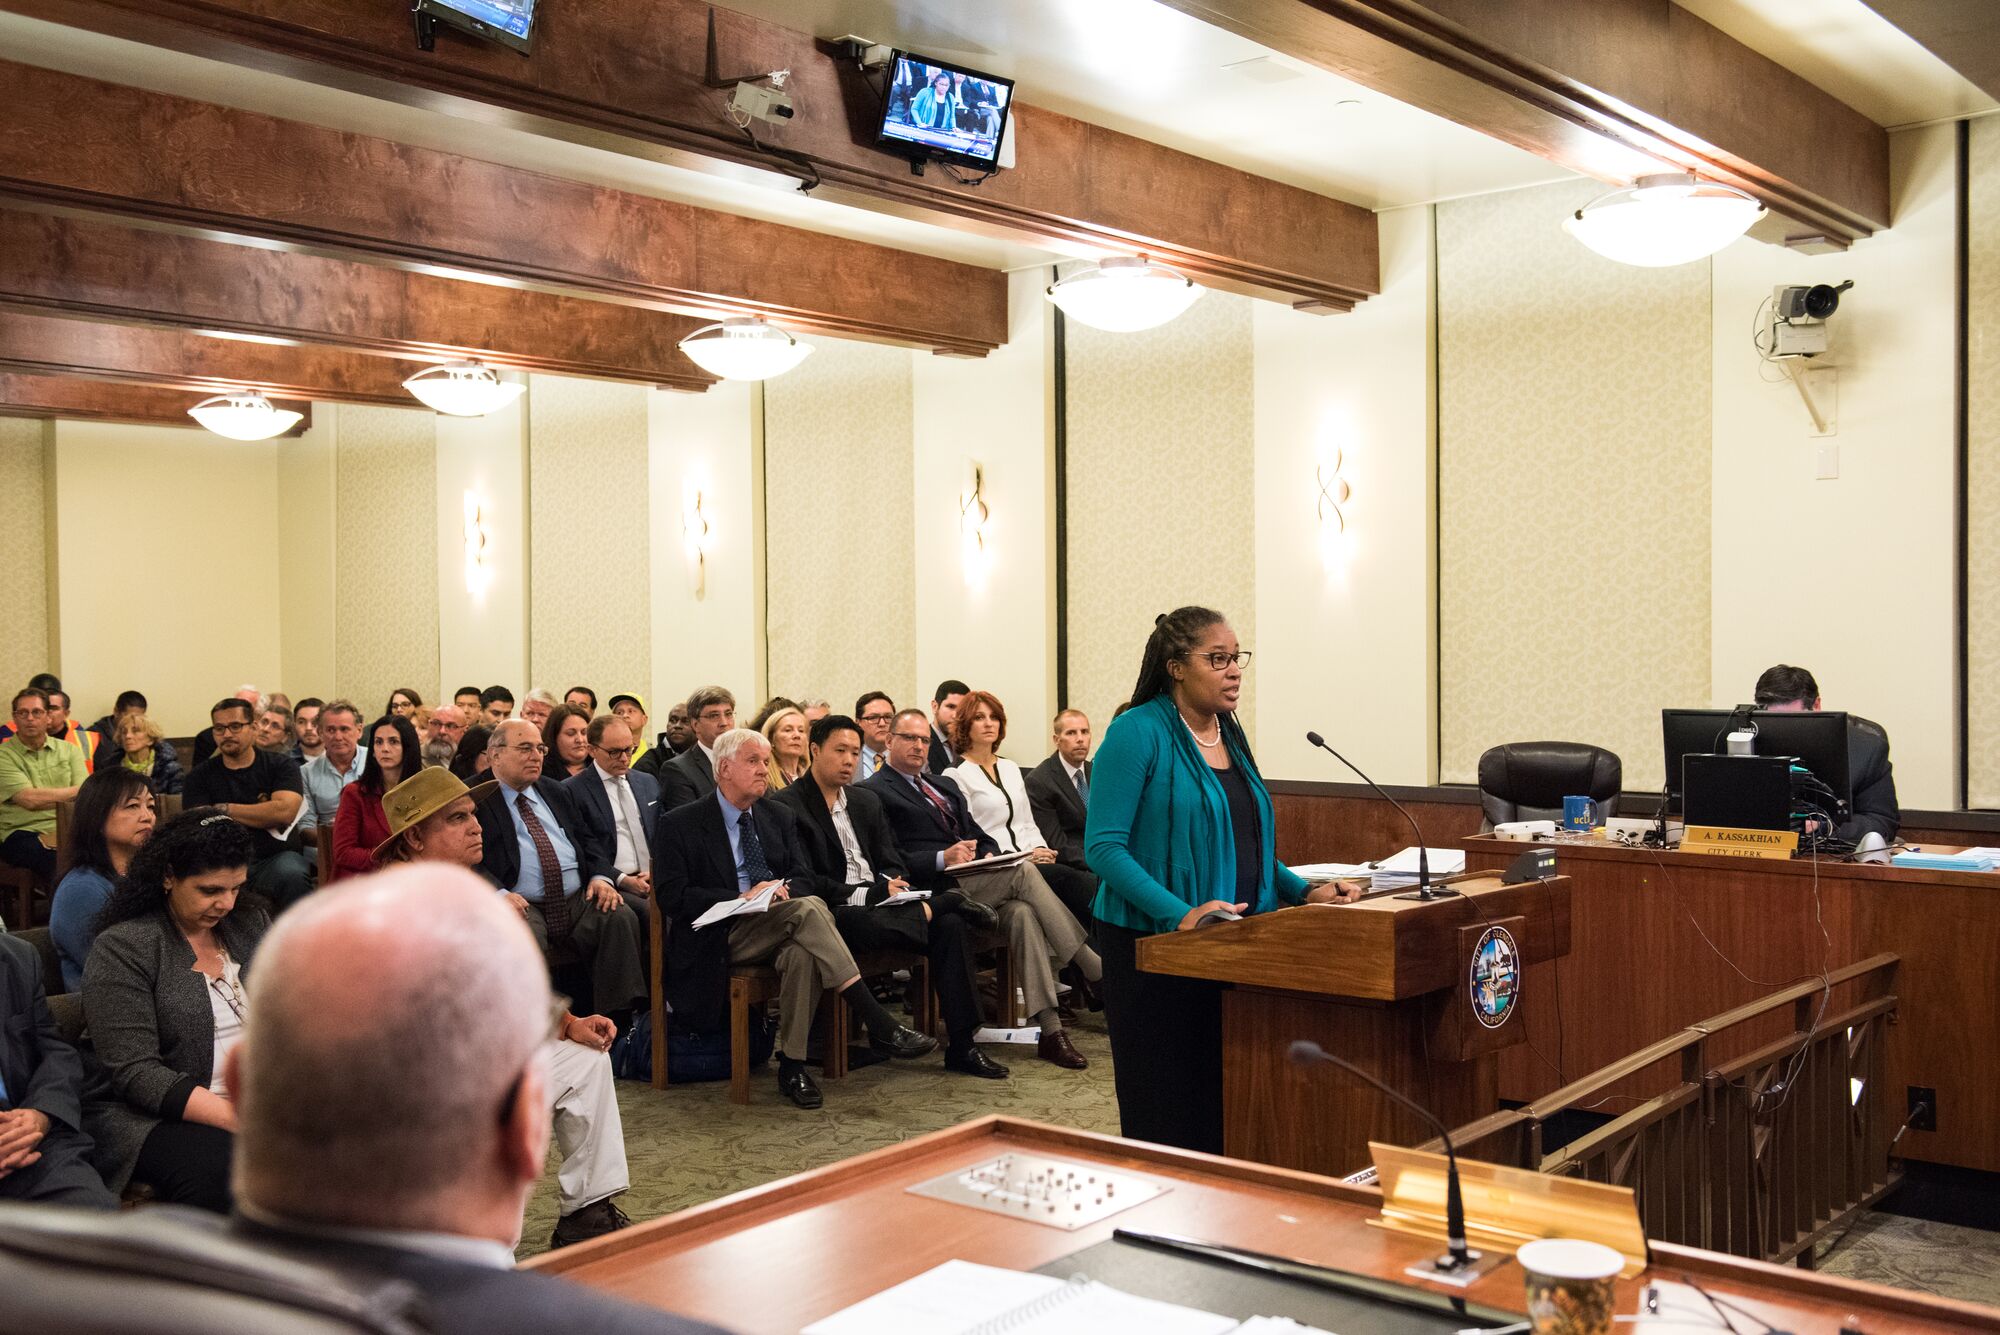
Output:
[224, 865, 727, 1333]
[0, 931, 115, 1208]
[1024, 709, 1094, 873]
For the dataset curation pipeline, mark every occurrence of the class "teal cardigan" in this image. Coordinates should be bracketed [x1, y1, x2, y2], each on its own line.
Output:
[1085, 694, 1309, 934]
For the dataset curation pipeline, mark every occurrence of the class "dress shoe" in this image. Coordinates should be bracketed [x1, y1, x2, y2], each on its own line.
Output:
[940, 891, 999, 933]
[549, 1196, 631, 1249]
[944, 1047, 1010, 1079]
[778, 1064, 824, 1109]
[871, 1023, 940, 1060]
[1037, 1029, 1088, 1069]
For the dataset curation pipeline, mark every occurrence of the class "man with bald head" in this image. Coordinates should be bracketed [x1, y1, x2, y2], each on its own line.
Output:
[473, 720, 647, 1035]
[224, 866, 724, 1332]
[377, 768, 635, 1248]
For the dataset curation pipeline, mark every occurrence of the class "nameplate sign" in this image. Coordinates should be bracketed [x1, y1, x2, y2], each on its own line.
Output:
[1681, 825, 1799, 860]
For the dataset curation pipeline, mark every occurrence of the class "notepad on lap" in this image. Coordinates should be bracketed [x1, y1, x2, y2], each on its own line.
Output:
[691, 885, 778, 928]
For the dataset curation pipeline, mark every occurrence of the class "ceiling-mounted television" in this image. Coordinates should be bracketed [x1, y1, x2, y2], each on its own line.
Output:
[413, 0, 537, 55]
[877, 51, 1015, 171]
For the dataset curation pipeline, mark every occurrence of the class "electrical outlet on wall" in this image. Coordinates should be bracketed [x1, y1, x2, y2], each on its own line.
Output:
[1815, 443, 1839, 480]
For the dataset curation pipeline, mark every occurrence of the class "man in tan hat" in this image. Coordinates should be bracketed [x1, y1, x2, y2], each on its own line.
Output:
[375, 768, 634, 1248]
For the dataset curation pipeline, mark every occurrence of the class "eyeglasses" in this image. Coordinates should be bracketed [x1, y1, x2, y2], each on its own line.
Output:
[594, 745, 637, 758]
[212, 720, 251, 734]
[891, 731, 932, 744]
[1184, 650, 1253, 671]
[504, 742, 549, 756]
[859, 713, 893, 724]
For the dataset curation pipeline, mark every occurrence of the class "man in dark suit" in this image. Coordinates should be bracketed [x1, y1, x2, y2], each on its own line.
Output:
[925, 679, 969, 775]
[564, 715, 661, 928]
[0, 931, 115, 1207]
[865, 710, 1101, 1070]
[475, 721, 646, 1029]
[1753, 664, 1901, 845]
[776, 715, 1006, 1079]
[654, 728, 936, 1109]
[220, 865, 727, 1334]
[1024, 708, 1094, 873]
[658, 685, 735, 811]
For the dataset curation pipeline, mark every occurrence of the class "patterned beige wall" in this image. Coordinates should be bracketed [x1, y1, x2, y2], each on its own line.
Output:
[1437, 180, 1711, 792]
[0, 417, 50, 688]
[1064, 292, 1257, 739]
[527, 374, 652, 703]
[1970, 118, 2000, 809]
[762, 339, 917, 712]
[332, 404, 440, 715]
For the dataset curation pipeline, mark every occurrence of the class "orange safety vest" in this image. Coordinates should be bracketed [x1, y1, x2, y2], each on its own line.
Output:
[59, 725, 98, 776]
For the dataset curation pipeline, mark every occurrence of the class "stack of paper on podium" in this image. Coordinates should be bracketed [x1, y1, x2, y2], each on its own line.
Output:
[1367, 847, 1465, 891]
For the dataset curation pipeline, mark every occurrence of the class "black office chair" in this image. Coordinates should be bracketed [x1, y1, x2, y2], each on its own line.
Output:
[1476, 741, 1622, 829]
[0, 1204, 435, 1335]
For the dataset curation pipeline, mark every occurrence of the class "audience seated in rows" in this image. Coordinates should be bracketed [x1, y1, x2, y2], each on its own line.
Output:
[0, 913, 116, 1209]
[0, 689, 87, 885]
[653, 728, 936, 1109]
[374, 770, 635, 1248]
[474, 721, 647, 1035]
[565, 716, 659, 922]
[184, 700, 310, 912]
[774, 714, 1006, 1080]
[82, 811, 265, 1212]
[865, 708, 1100, 1070]
[329, 715, 419, 883]
[49, 769, 157, 993]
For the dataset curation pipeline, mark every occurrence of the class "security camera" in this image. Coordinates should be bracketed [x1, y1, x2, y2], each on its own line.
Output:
[1768, 280, 1852, 359]
[729, 79, 794, 124]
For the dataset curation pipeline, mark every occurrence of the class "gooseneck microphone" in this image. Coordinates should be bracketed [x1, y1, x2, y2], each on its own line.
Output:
[1289, 1039, 1478, 1273]
[1304, 731, 1439, 900]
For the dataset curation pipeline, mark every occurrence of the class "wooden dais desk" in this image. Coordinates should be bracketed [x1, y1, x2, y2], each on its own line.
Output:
[527, 1117, 1999, 1333]
[1460, 835, 2000, 1172]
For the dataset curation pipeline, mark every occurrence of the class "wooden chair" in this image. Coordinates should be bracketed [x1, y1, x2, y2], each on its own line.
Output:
[313, 827, 334, 886]
[53, 798, 76, 881]
[158, 792, 183, 820]
[0, 864, 47, 932]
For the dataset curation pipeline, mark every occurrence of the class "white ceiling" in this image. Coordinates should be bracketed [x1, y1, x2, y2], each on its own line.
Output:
[712, 0, 1577, 210]
[1673, 0, 1997, 127]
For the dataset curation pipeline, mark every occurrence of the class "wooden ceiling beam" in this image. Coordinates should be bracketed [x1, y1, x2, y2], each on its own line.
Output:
[0, 0, 1381, 311]
[0, 60, 1008, 355]
[0, 370, 309, 432]
[0, 212, 714, 391]
[0, 309, 439, 408]
[1148, 0, 1891, 246]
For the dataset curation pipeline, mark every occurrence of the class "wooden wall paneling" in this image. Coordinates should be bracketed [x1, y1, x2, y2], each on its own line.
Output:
[0, 61, 1007, 357]
[1147, 0, 1889, 246]
[0, 212, 714, 390]
[0, 370, 307, 430]
[1271, 788, 1485, 864]
[0, 309, 435, 406]
[5, 0, 1382, 312]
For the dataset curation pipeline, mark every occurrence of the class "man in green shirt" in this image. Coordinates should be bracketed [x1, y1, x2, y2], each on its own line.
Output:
[0, 688, 87, 884]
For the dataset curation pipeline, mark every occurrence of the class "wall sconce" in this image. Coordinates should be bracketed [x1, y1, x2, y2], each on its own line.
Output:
[959, 460, 990, 585]
[681, 484, 710, 599]
[1315, 450, 1350, 573]
[462, 491, 492, 597]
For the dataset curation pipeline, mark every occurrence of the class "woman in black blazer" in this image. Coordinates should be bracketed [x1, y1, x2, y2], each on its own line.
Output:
[82, 809, 267, 1210]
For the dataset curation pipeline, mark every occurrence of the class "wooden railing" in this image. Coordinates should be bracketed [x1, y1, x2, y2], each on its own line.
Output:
[1430, 954, 1901, 1265]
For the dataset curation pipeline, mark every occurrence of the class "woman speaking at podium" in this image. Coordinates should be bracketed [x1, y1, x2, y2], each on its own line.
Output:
[1086, 605, 1362, 1153]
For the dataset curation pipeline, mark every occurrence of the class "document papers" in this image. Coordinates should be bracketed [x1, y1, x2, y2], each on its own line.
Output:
[1367, 846, 1465, 891]
[949, 849, 1033, 875]
[691, 885, 779, 928]
[802, 1260, 1333, 1335]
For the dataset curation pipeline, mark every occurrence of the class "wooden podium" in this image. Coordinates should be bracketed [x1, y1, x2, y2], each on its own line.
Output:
[1137, 873, 1571, 1177]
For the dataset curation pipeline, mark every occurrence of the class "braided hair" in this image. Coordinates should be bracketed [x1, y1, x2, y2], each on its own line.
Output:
[1127, 605, 1228, 711]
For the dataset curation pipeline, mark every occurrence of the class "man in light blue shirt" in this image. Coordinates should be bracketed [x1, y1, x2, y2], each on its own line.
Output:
[297, 701, 365, 835]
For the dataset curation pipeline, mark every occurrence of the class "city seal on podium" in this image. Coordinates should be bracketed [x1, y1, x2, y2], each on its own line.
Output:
[1469, 925, 1520, 1029]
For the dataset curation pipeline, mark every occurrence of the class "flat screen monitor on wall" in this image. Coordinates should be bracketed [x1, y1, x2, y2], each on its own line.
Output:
[877, 51, 1015, 170]
[414, 0, 537, 54]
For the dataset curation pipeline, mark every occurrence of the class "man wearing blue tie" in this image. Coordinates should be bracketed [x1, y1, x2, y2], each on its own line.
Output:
[1026, 709, 1094, 876]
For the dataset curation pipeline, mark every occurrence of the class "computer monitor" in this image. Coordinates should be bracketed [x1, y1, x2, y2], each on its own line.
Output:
[1660, 707, 1852, 822]
[1683, 753, 1793, 831]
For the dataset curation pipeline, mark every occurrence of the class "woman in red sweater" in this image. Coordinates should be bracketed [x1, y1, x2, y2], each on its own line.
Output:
[331, 714, 423, 880]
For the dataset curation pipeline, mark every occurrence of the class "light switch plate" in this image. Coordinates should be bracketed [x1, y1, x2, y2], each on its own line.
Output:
[1815, 442, 1840, 480]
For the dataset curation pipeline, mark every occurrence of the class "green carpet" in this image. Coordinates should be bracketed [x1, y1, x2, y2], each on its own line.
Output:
[516, 1009, 2000, 1312]
[517, 1009, 1119, 1259]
